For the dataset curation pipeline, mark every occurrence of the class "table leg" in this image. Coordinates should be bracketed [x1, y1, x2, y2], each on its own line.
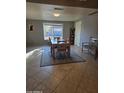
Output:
[53, 45, 55, 59]
[68, 46, 70, 57]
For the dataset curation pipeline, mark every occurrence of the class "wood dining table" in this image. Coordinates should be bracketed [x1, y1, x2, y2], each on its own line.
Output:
[50, 39, 70, 58]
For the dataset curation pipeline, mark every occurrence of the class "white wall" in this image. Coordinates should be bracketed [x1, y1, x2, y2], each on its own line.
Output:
[81, 14, 98, 42]
[74, 14, 98, 47]
[27, 15, 97, 47]
[26, 19, 74, 46]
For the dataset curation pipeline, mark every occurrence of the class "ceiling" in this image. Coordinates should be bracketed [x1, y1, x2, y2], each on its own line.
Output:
[26, 0, 98, 9]
[26, 2, 97, 21]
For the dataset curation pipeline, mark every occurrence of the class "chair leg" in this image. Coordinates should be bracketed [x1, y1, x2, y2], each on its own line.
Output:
[65, 52, 67, 58]
[88, 47, 90, 55]
[82, 44, 83, 52]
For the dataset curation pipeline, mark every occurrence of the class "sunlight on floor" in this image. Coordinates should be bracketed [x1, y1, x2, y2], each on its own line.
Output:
[26, 48, 44, 63]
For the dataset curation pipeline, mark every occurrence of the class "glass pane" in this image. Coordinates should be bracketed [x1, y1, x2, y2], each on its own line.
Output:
[44, 25, 53, 40]
[53, 26, 63, 37]
[43, 23, 63, 40]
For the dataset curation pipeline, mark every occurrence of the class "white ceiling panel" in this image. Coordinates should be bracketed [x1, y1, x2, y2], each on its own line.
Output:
[26, 2, 97, 21]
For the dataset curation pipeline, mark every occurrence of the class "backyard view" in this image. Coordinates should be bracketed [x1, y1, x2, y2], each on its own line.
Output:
[43, 23, 63, 40]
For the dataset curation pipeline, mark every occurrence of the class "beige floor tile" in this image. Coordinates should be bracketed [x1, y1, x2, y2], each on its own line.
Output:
[85, 79, 98, 93]
[42, 75, 63, 91]
[48, 68, 69, 80]
[26, 68, 40, 78]
[53, 63, 74, 71]
[26, 46, 98, 92]
[32, 70, 50, 83]
[33, 83, 52, 93]
[53, 78, 77, 93]
[64, 70, 82, 86]
[32, 91, 42, 93]
[26, 78, 40, 91]
[79, 76, 98, 93]
[26, 91, 32, 93]
[76, 87, 88, 93]
[41, 64, 72, 73]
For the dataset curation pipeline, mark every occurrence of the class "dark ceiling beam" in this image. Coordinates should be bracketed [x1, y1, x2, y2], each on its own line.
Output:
[26, 0, 98, 9]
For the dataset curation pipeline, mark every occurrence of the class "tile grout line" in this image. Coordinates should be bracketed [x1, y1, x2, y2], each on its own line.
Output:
[75, 72, 82, 93]
[51, 67, 74, 93]
[32, 69, 53, 91]
[34, 70, 68, 93]
[26, 46, 98, 92]
[27, 67, 52, 91]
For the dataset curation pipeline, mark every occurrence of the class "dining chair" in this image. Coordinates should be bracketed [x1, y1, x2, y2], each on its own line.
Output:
[55, 44, 68, 58]
[54, 37, 60, 40]
[82, 37, 98, 57]
[48, 37, 51, 44]
[82, 42, 90, 53]
[47, 37, 53, 54]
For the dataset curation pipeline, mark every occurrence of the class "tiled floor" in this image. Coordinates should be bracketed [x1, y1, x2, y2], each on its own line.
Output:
[26, 45, 98, 93]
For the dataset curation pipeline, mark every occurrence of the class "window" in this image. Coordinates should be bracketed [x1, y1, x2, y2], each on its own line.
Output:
[43, 23, 63, 40]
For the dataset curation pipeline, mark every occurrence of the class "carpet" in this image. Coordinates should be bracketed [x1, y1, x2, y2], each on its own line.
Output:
[40, 47, 86, 67]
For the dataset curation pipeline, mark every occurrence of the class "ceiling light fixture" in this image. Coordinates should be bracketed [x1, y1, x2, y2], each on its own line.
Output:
[53, 13, 60, 17]
[54, 8, 64, 10]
